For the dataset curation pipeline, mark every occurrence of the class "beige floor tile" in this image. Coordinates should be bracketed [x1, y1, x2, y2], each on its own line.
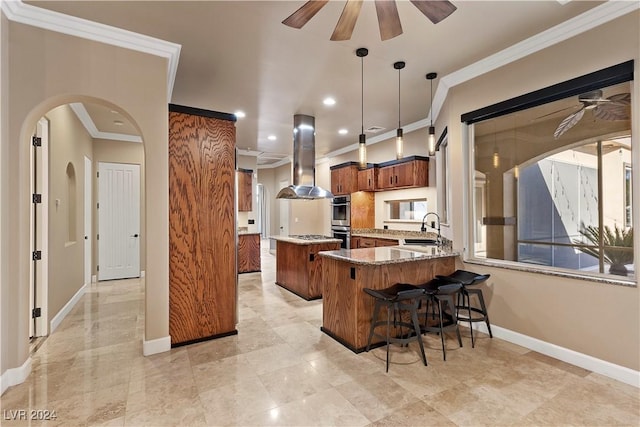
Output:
[2, 247, 638, 427]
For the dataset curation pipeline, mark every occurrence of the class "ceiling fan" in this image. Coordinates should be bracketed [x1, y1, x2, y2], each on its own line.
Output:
[282, 0, 457, 41]
[553, 90, 631, 139]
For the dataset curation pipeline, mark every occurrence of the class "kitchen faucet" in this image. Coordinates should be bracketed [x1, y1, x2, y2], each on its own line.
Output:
[420, 212, 442, 247]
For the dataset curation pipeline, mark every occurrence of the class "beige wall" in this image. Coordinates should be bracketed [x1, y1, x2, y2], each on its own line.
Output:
[46, 105, 93, 321]
[444, 12, 639, 370]
[256, 167, 277, 236]
[93, 138, 146, 273]
[0, 12, 7, 379]
[1, 21, 168, 376]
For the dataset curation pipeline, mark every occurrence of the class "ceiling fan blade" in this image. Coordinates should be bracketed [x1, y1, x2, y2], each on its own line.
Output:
[282, 0, 329, 29]
[410, 0, 457, 24]
[375, 0, 403, 41]
[554, 108, 585, 139]
[594, 104, 630, 121]
[606, 92, 631, 105]
[532, 105, 577, 121]
[331, 0, 364, 41]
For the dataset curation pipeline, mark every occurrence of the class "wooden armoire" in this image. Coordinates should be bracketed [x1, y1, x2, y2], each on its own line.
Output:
[168, 104, 237, 346]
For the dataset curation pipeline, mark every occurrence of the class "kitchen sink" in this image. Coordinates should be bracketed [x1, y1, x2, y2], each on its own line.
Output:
[401, 238, 438, 246]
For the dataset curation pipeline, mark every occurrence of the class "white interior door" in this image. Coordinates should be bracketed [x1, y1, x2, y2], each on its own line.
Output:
[98, 162, 140, 280]
[84, 156, 92, 285]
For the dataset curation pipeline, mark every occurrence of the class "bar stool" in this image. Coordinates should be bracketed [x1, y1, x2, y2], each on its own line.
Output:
[417, 278, 463, 361]
[437, 270, 492, 348]
[364, 283, 427, 372]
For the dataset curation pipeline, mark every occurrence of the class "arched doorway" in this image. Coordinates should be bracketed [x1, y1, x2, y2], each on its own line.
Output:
[25, 97, 146, 349]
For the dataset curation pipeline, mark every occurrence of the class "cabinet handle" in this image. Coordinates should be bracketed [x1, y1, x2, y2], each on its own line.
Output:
[368, 178, 371, 187]
[389, 176, 392, 185]
[395, 175, 398, 184]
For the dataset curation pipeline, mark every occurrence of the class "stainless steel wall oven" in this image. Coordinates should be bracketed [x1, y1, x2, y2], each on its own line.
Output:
[331, 195, 350, 227]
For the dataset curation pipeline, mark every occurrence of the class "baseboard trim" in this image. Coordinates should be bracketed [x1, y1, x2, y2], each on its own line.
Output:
[143, 334, 171, 356]
[50, 283, 87, 334]
[91, 274, 97, 283]
[471, 323, 640, 388]
[0, 357, 32, 396]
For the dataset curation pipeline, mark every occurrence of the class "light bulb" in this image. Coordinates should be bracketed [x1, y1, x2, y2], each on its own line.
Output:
[514, 164, 519, 179]
[428, 126, 435, 156]
[358, 133, 367, 169]
[396, 128, 403, 160]
[493, 151, 500, 168]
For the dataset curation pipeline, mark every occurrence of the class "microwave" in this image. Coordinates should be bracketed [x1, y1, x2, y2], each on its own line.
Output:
[331, 195, 350, 227]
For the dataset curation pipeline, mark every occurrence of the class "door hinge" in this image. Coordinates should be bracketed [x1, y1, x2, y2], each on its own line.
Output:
[97, 202, 99, 209]
[32, 136, 42, 147]
[32, 250, 42, 261]
[97, 171, 99, 178]
[32, 193, 42, 204]
[97, 234, 99, 240]
[97, 265, 99, 271]
[32, 307, 41, 318]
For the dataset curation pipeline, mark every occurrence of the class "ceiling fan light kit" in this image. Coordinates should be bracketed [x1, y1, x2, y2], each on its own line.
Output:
[357, 47, 369, 169]
[426, 72, 437, 156]
[282, 0, 456, 41]
[394, 60, 406, 160]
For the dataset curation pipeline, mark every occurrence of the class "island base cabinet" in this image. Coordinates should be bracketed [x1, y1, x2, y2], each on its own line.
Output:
[321, 256, 455, 352]
[276, 241, 340, 300]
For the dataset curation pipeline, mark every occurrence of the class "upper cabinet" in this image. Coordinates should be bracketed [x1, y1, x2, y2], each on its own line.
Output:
[237, 168, 252, 212]
[377, 156, 429, 190]
[330, 163, 359, 195]
[357, 165, 378, 192]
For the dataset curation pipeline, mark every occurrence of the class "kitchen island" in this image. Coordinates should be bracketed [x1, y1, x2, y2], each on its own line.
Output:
[271, 235, 342, 300]
[319, 246, 460, 352]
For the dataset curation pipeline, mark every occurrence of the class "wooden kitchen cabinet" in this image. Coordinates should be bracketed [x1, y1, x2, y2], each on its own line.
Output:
[352, 236, 398, 248]
[237, 168, 252, 212]
[169, 104, 237, 346]
[377, 156, 429, 190]
[276, 239, 341, 300]
[357, 166, 378, 192]
[238, 233, 261, 273]
[330, 162, 359, 195]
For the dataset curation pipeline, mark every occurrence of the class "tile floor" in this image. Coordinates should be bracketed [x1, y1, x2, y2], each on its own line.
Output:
[1, 244, 639, 426]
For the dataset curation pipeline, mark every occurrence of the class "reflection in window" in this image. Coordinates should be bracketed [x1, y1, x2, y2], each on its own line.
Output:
[387, 199, 427, 221]
[470, 80, 633, 279]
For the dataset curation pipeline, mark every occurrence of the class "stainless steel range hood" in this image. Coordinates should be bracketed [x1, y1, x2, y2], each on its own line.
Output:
[276, 114, 333, 200]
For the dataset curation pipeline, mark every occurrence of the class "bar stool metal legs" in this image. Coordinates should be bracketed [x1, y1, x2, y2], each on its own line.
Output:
[364, 284, 427, 372]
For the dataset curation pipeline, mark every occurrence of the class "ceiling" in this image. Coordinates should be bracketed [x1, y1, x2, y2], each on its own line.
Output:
[26, 0, 607, 165]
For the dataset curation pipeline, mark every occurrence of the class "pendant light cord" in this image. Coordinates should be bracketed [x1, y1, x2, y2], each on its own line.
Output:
[398, 68, 401, 128]
[361, 55, 364, 135]
[430, 78, 433, 126]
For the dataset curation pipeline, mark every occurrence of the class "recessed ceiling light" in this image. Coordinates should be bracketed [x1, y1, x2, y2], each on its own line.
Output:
[267, 135, 277, 141]
[113, 120, 124, 126]
[323, 97, 336, 106]
[234, 110, 246, 119]
[338, 129, 348, 135]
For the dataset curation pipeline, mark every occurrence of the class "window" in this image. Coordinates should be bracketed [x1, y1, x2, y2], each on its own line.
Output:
[386, 199, 428, 221]
[625, 163, 632, 228]
[465, 63, 633, 280]
[439, 137, 450, 225]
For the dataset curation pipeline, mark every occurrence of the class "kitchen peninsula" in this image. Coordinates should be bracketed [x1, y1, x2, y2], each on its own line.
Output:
[319, 246, 460, 352]
[271, 235, 341, 300]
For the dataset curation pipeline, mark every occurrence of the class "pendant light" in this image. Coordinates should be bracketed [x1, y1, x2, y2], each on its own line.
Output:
[426, 72, 437, 156]
[394, 61, 405, 160]
[357, 47, 368, 169]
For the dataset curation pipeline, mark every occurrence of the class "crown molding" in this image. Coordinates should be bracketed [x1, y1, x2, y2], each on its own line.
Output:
[324, 0, 639, 160]
[1, 0, 181, 101]
[70, 103, 143, 143]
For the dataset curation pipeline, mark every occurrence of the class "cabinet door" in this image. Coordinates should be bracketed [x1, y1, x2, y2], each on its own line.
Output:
[341, 166, 359, 194]
[350, 236, 360, 249]
[394, 162, 414, 187]
[358, 168, 377, 191]
[330, 168, 342, 195]
[237, 170, 252, 211]
[377, 166, 395, 189]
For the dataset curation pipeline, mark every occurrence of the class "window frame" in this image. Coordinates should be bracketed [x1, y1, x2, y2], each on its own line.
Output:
[461, 61, 635, 284]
